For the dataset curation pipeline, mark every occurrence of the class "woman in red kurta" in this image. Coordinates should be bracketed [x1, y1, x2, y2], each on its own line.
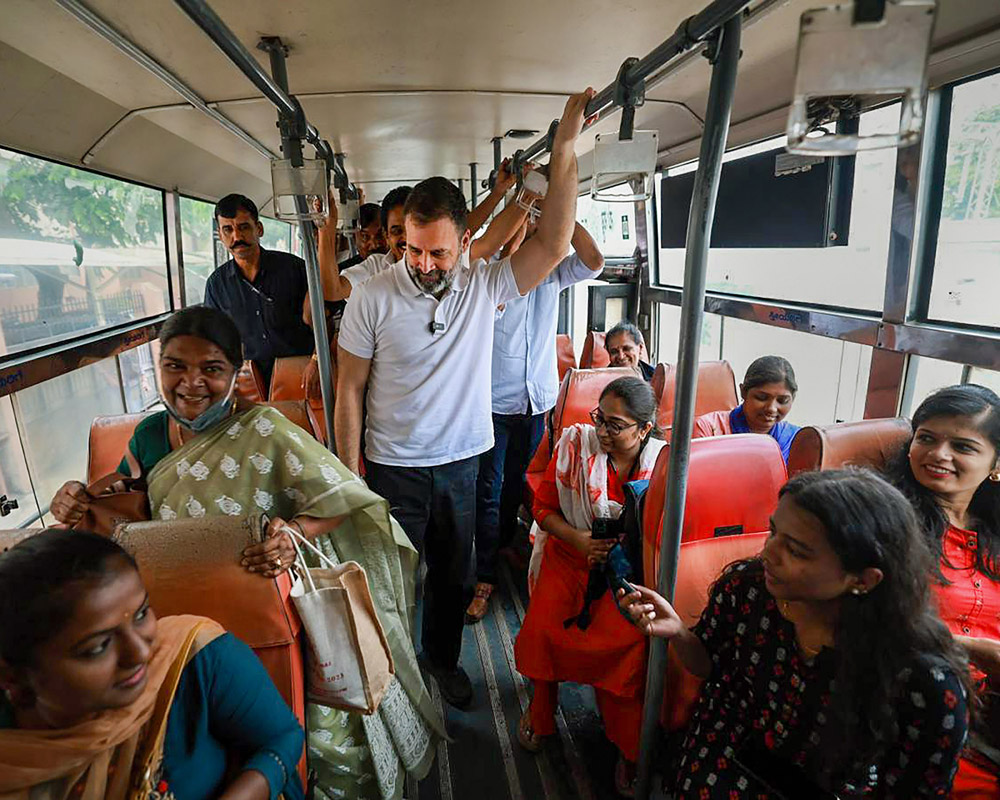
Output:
[885, 384, 1000, 798]
[514, 377, 664, 796]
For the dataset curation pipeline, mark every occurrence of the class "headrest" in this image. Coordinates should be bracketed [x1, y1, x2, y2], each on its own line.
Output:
[550, 367, 636, 446]
[642, 434, 785, 585]
[556, 334, 577, 381]
[786, 418, 912, 477]
[652, 361, 739, 433]
[580, 329, 650, 370]
[268, 356, 312, 402]
[89, 413, 153, 483]
[114, 516, 300, 648]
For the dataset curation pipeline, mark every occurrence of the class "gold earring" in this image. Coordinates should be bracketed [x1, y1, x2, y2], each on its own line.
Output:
[989, 471, 1000, 483]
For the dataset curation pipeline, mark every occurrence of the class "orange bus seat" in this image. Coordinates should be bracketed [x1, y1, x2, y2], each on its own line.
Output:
[652, 361, 738, 435]
[269, 356, 312, 402]
[264, 401, 316, 439]
[88, 413, 154, 483]
[580, 330, 649, 370]
[786, 418, 911, 477]
[235, 361, 266, 404]
[114, 519, 307, 782]
[642, 434, 785, 586]
[660, 532, 768, 730]
[556, 334, 576, 381]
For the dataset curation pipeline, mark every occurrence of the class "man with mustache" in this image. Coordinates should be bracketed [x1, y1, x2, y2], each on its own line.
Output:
[203, 193, 316, 390]
[336, 89, 594, 710]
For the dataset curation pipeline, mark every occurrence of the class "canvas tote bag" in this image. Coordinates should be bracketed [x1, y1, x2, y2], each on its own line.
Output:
[284, 525, 394, 714]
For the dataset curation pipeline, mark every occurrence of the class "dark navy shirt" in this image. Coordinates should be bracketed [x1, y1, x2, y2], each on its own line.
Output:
[203, 247, 315, 386]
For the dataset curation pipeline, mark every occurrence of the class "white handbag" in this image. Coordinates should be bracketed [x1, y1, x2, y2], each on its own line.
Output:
[285, 526, 394, 714]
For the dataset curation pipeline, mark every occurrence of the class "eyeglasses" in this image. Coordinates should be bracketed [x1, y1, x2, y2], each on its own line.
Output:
[590, 408, 639, 437]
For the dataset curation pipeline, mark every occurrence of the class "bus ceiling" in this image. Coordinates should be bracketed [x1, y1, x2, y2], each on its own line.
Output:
[1, 1, 999, 203]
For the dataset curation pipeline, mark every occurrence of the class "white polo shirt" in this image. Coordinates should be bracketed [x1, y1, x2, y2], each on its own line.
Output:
[341, 251, 396, 290]
[339, 255, 522, 467]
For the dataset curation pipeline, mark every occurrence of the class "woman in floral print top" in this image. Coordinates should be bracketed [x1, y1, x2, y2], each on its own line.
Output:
[619, 469, 972, 798]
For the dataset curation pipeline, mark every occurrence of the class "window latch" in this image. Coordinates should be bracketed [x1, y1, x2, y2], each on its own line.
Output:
[0, 495, 19, 517]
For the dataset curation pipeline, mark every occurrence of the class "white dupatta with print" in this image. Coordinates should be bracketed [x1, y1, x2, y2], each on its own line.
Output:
[527, 423, 664, 594]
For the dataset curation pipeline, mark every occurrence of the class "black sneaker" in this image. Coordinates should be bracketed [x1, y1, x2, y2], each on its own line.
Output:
[419, 654, 473, 709]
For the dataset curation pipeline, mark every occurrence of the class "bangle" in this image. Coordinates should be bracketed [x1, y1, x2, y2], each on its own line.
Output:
[289, 518, 306, 537]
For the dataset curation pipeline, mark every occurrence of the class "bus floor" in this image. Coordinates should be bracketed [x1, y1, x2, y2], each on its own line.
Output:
[411, 558, 668, 800]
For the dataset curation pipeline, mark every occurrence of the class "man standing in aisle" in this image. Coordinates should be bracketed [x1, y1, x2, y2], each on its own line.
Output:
[335, 89, 595, 708]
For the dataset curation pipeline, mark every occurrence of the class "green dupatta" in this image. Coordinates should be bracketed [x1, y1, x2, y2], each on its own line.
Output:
[146, 405, 445, 800]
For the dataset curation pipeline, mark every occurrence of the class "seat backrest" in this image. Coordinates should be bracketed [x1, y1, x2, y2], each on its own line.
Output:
[88, 413, 153, 483]
[661, 532, 768, 730]
[268, 356, 311, 402]
[235, 361, 267, 404]
[264, 401, 317, 439]
[580, 329, 650, 370]
[786, 417, 912, 477]
[549, 367, 636, 446]
[556, 334, 576, 381]
[651, 361, 739, 433]
[642, 434, 785, 586]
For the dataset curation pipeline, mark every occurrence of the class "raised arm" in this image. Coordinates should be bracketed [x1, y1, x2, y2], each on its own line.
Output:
[334, 347, 371, 475]
[315, 197, 354, 306]
[470, 200, 529, 262]
[466, 159, 517, 236]
[570, 222, 604, 271]
[509, 89, 594, 294]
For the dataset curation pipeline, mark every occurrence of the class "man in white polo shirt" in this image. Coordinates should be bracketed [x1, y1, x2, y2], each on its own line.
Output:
[336, 88, 594, 708]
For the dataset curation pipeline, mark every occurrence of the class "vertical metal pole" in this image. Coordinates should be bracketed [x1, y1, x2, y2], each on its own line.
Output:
[262, 43, 337, 452]
[470, 163, 479, 207]
[634, 14, 741, 800]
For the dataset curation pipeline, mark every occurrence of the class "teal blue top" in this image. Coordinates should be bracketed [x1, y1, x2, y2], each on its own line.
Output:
[1, 633, 304, 800]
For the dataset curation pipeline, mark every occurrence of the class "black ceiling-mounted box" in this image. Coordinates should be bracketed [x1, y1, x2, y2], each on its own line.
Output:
[659, 146, 855, 249]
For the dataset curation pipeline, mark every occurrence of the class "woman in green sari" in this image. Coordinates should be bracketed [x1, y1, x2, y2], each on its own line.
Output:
[51, 306, 445, 800]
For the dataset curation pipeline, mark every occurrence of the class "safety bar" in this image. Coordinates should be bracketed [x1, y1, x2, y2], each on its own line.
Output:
[516, 0, 754, 167]
[173, 0, 350, 191]
[634, 12, 743, 800]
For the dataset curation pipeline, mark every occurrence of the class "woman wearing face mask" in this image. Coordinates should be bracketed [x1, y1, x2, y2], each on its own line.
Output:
[50, 306, 445, 800]
[0, 529, 304, 800]
[693, 355, 800, 462]
[514, 377, 665, 796]
[618, 469, 971, 798]
[884, 384, 1000, 798]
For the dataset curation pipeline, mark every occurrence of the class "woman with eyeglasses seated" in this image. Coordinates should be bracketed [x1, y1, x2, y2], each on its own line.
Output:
[883, 384, 1000, 798]
[514, 376, 665, 796]
[618, 469, 971, 799]
[48, 306, 444, 800]
[693, 355, 800, 462]
[0, 529, 304, 800]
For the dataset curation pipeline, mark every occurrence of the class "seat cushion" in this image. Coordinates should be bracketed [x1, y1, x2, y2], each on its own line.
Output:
[786, 418, 912, 477]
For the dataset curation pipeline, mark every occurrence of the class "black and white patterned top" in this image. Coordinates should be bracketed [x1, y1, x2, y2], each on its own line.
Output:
[669, 561, 968, 799]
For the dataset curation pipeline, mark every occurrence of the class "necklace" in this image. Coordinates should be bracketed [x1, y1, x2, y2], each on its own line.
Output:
[778, 600, 824, 658]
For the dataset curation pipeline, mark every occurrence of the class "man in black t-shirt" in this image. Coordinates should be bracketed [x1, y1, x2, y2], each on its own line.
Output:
[204, 194, 316, 389]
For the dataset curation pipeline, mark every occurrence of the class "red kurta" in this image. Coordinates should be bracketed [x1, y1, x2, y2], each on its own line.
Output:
[932, 524, 1000, 799]
[515, 453, 647, 760]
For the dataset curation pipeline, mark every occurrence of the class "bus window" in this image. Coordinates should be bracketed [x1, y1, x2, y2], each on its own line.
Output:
[0, 396, 41, 528]
[901, 355, 965, 416]
[576, 184, 637, 258]
[0, 148, 168, 357]
[720, 317, 872, 425]
[118, 342, 160, 413]
[15, 359, 124, 523]
[259, 216, 295, 255]
[928, 72, 1000, 330]
[969, 366, 1000, 396]
[655, 106, 899, 311]
[180, 196, 215, 306]
[656, 304, 723, 363]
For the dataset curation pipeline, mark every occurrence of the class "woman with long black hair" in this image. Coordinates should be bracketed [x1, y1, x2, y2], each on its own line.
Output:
[619, 469, 971, 798]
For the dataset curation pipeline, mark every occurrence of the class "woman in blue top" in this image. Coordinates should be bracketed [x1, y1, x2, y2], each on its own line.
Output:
[693, 355, 801, 462]
[0, 529, 304, 800]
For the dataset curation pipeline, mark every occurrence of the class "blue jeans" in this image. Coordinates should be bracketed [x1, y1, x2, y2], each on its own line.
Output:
[474, 410, 546, 584]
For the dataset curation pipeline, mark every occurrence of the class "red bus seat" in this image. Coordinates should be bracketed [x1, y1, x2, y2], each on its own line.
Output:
[114, 519, 307, 782]
[556, 334, 576, 381]
[579, 330, 649, 370]
[651, 361, 738, 436]
[235, 361, 267, 404]
[642, 434, 785, 586]
[660, 532, 768, 730]
[786, 418, 911, 477]
[88, 413, 154, 482]
[269, 356, 312, 402]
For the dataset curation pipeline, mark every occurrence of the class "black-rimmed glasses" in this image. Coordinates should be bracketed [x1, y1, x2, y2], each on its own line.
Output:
[590, 408, 639, 437]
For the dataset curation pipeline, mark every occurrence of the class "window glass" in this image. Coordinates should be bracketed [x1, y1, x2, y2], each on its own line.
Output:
[900, 355, 965, 417]
[16, 359, 124, 522]
[969, 367, 1000, 396]
[119, 343, 160, 413]
[0, 395, 41, 527]
[928, 73, 1000, 329]
[655, 304, 722, 364]
[0, 149, 168, 356]
[576, 185, 637, 258]
[259, 217, 294, 254]
[720, 318, 872, 425]
[656, 106, 898, 310]
[180, 197, 215, 306]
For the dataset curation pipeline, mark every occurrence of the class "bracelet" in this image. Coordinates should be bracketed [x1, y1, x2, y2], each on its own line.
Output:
[289, 518, 306, 537]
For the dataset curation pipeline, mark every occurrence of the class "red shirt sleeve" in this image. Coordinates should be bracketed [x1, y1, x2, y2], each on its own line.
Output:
[532, 452, 562, 525]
